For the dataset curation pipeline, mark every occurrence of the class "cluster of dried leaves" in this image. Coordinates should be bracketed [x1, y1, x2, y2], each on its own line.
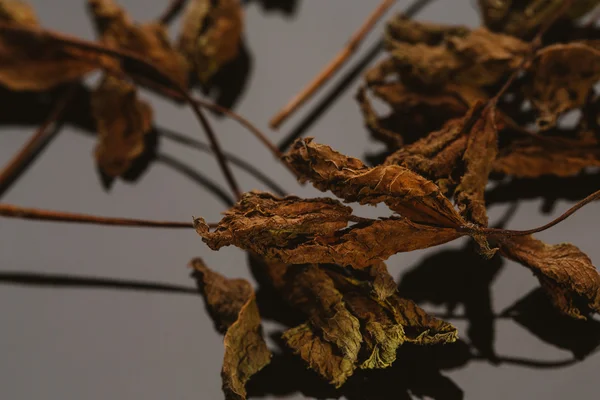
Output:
[191, 2, 600, 398]
[2, 1, 600, 399]
[0, 0, 243, 180]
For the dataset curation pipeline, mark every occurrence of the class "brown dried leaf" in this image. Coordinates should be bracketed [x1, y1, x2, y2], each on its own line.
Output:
[190, 258, 271, 400]
[500, 236, 600, 320]
[478, 0, 600, 38]
[385, 16, 528, 87]
[383, 109, 474, 192]
[195, 193, 464, 269]
[88, 0, 189, 87]
[178, 0, 243, 83]
[526, 43, 600, 129]
[91, 76, 153, 177]
[271, 262, 456, 383]
[492, 136, 600, 178]
[284, 138, 466, 227]
[282, 323, 355, 388]
[356, 80, 486, 148]
[195, 191, 353, 252]
[267, 262, 361, 386]
[454, 109, 499, 227]
[0, 0, 37, 26]
[0, 5, 102, 91]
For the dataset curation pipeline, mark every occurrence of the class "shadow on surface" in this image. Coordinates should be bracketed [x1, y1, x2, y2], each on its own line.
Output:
[0, 271, 197, 295]
[502, 288, 600, 360]
[197, 41, 253, 113]
[248, 334, 470, 400]
[245, 0, 298, 16]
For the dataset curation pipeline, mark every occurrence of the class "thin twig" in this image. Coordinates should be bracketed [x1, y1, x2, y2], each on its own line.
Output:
[132, 74, 299, 179]
[158, 0, 187, 25]
[0, 203, 220, 228]
[0, 85, 77, 193]
[0, 22, 242, 200]
[269, 0, 396, 129]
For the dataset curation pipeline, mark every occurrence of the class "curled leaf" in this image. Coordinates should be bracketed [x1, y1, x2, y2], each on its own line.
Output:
[178, 0, 243, 83]
[478, 0, 600, 38]
[526, 43, 600, 129]
[195, 191, 464, 269]
[284, 138, 466, 227]
[492, 135, 600, 178]
[88, 0, 189, 87]
[454, 109, 499, 227]
[282, 323, 355, 388]
[194, 191, 354, 251]
[0, 9, 102, 91]
[91, 76, 153, 177]
[384, 15, 528, 87]
[190, 258, 271, 400]
[0, 0, 37, 26]
[500, 235, 600, 320]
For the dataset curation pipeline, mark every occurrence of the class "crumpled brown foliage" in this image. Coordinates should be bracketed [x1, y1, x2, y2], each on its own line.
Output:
[88, 0, 189, 87]
[454, 109, 499, 227]
[356, 78, 486, 148]
[261, 262, 457, 386]
[493, 135, 600, 178]
[190, 258, 271, 400]
[91, 76, 153, 177]
[178, 0, 243, 83]
[499, 236, 600, 320]
[284, 138, 466, 227]
[526, 42, 600, 129]
[384, 15, 528, 87]
[0, 1, 102, 91]
[195, 191, 463, 268]
[478, 0, 600, 38]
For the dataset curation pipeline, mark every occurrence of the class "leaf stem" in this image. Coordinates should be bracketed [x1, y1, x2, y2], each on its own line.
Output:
[469, 188, 600, 237]
[268, 0, 396, 129]
[0, 85, 77, 194]
[0, 203, 217, 229]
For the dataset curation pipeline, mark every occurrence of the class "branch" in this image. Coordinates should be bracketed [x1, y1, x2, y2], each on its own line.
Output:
[0, 85, 77, 194]
[268, 0, 396, 129]
[0, 203, 219, 229]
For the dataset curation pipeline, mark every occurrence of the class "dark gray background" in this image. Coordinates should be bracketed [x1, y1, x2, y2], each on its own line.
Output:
[1, 1, 599, 399]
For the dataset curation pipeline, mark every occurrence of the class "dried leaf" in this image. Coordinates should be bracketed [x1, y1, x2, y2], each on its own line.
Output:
[383, 110, 474, 192]
[190, 258, 271, 400]
[500, 235, 600, 319]
[284, 138, 466, 227]
[178, 0, 243, 83]
[282, 323, 355, 388]
[0, 0, 37, 26]
[91, 76, 153, 177]
[454, 109, 499, 227]
[492, 135, 600, 178]
[195, 192, 464, 269]
[88, 0, 189, 87]
[270, 262, 456, 384]
[478, 0, 600, 38]
[268, 263, 361, 386]
[356, 81, 486, 148]
[0, 5, 102, 91]
[195, 191, 353, 251]
[526, 43, 600, 129]
[385, 16, 528, 87]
